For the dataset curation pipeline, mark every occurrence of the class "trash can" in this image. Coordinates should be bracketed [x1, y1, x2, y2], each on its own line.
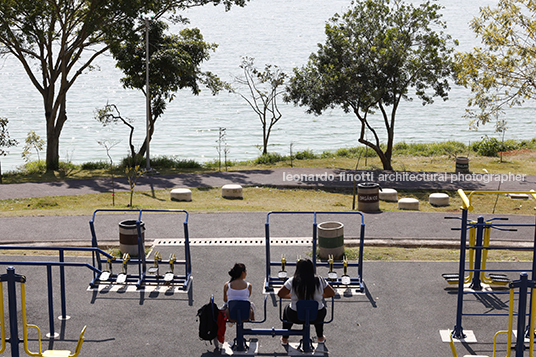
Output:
[119, 220, 145, 257]
[455, 157, 469, 173]
[358, 183, 380, 212]
[318, 221, 344, 260]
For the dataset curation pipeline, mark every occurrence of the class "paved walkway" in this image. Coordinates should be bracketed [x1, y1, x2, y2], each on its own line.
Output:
[0, 168, 535, 246]
[1, 168, 535, 200]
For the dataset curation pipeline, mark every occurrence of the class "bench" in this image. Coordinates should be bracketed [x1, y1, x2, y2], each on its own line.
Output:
[225, 296, 334, 354]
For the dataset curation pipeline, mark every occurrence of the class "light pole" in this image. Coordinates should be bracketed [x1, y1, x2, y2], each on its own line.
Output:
[143, 14, 153, 173]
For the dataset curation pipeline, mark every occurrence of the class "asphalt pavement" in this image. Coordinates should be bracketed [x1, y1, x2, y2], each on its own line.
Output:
[0, 168, 535, 246]
[0, 168, 534, 356]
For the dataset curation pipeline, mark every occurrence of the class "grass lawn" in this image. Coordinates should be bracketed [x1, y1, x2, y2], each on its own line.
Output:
[0, 148, 535, 261]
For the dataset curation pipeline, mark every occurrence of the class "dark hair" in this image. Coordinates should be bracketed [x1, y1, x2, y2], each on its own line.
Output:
[292, 259, 320, 300]
[228, 263, 246, 282]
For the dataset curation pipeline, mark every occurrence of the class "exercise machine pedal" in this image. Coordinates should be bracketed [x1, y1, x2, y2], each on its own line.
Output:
[164, 272, 174, 282]
[489, 273, 508, 280]
[341, 274, 351, 285]
[116, 273, 127, 284]
[99, 271, 111, 281]
[489, 274, 510, 285]
[442, 273, 460, 284]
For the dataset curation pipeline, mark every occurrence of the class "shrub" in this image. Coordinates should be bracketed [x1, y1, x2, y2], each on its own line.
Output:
[150, 156, 202, 169]
[471, 136, 518, 157]
[294, 149, 317, 160]
[18, 160, 46, 174]
[393, 141, 468, 156]
[334, 147, 361, 158]
[120, 155, 145, 168]
[81, 161, 109, 170]
[320, 150, 335, 159]
[172, 159, 203, 169]
[254, 152, 286, 164]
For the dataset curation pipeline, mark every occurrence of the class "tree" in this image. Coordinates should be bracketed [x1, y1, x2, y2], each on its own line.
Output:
[96, 104, 137, 162]
[0, 0, 248, 172]
[0, 117, 18, 183]
[22, 131, 45, 163]
[107, 19, 224, 159]
[230, 57, 287, 155]
[455, 0, 536, 131]
[285, 0, 456, 170]
[97, 139, 120, 206]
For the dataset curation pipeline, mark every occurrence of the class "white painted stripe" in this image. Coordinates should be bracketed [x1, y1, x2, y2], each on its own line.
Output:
[154, 238, 313, 246]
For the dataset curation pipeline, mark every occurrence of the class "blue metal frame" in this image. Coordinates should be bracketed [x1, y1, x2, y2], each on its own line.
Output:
[511, 273, 536, 357]
[0, 246, 107, 340]
[0, 267, 25, 357]
[89, 209, 192, 290]
[264, 211, 365, 293]
[449, 212, 536, 339]
[228, 296, 334, 353]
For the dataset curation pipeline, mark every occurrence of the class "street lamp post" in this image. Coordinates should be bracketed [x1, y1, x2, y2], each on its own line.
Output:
[143, 15, 153, 173]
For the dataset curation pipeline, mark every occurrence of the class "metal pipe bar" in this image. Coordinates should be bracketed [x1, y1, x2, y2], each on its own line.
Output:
[59, 251, 67, 320]
[46, 265, 55, 338]
[0, 261, 101, 273]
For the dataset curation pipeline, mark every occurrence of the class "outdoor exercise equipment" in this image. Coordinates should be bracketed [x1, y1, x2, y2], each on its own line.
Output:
[0, 247, 106, 340]
[0, 267, 87, 357]
[443, 217, 515, 289]
[226, 296, 334, 354]
[148, 251, 161, 276]
[448, 272, 536, 357]
[116, 253, 130, 284]
[264, 211, 365, 293]
[277, 255, 288, 279]
[89, 209, 192, 291]
[327, 255, 337, 280]
[164, 254, 176, 282]
[449, 190, 536, 340]
[98, 257, 113, 282]
[341, 256, 351, 286]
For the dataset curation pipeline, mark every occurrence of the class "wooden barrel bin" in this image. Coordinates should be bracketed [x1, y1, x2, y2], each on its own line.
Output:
[318, 221, 344, 260]
[119, 220, 145, 257]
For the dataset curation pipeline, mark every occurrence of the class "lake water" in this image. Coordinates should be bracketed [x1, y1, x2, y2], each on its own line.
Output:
[0, 0, 533, 171]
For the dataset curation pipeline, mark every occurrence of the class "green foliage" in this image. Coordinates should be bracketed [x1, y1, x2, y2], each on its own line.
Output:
[0, 118, 18, 156]
[393, 141, 468, 156]
[320, 150, 336, 159]
[119, 155, 202, 169]
[21, 131, 44, 163]
[455, 0, 536, 130]
[18, 161, 47, 175]
[294, 149, 317, 160]
[108, 20, 224, 159]
[150, 156, 202, 169]
[253, 153, 286, 165]
[285, 0, 456, 170]
[120, 155, 145, 168]
[81, 161, 110, 170]
[0, 0, 248, 171]
[125, 164, 146, 207]
[471, 136, 518, 157]
[334, 147, 378, 158]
